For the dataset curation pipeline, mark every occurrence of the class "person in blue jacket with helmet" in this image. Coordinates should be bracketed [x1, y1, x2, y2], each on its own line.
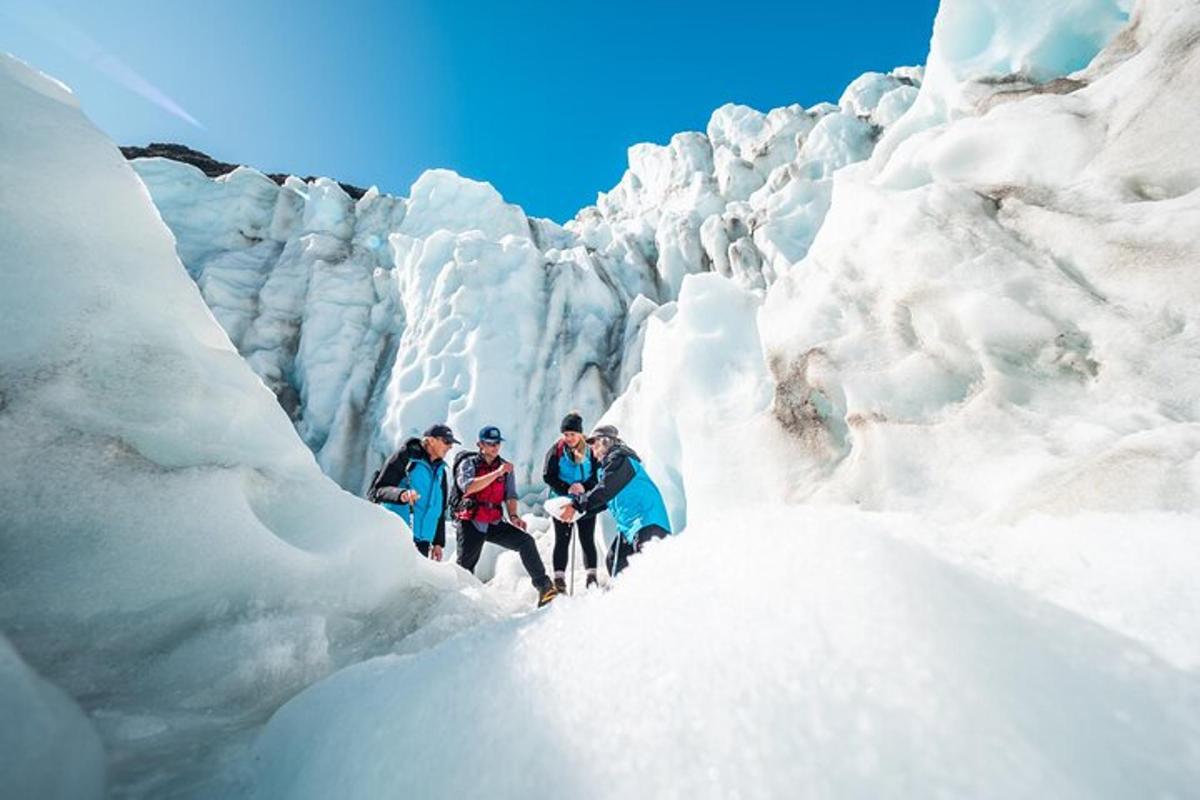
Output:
[367, 423, 458, 560]
[558, 424, 672, 578]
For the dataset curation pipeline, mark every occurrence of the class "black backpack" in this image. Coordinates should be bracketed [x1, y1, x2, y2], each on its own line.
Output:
[446, 449, 479, 519]
[366, 438, 421, 503]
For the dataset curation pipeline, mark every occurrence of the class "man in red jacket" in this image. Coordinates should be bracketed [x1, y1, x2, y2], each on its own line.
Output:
[455, 425, 557, 607]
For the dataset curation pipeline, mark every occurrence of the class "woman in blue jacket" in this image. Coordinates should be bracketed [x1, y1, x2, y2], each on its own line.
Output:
[542, 412, 602, 591]
[559, 424, 672, 578]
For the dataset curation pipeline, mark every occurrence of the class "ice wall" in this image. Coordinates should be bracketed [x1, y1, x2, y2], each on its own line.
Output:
[0, 53, 493, 797]
[132, 67, 923, 496]
[0, 636, 105, 800]
[600, 0, 1198, 526]
[760, 0, 1200, 520]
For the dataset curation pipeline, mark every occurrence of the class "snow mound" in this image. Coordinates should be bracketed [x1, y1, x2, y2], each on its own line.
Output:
[247, 508, 1200, 799]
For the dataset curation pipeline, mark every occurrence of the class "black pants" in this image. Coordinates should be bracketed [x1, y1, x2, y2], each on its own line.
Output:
[607, 524, 669, 579]
[414, 540, 431, 557]
[552, 515, 598, 572]
[457, 520, 551, 590]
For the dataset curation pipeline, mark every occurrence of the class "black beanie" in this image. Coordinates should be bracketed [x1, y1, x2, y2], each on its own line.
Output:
[560, 412, 584, 433]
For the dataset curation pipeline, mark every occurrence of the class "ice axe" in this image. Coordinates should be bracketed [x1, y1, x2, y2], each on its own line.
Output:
[569, 521, 577, 596]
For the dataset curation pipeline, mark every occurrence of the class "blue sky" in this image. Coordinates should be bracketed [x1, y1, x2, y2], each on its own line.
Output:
[1, 0, 940, 222]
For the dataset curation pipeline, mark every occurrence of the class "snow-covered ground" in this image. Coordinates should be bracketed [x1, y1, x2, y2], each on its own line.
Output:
[249, 508, 1200, 800]
[4, 0, 1200, 796]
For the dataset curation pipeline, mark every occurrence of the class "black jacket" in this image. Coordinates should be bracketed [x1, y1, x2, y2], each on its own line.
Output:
[573, 443, 639, 516]
[368, 437, 448, 547]
[541, 438, 601, 496]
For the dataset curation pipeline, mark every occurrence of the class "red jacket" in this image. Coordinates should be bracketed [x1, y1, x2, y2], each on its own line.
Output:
[470, 457, 507, 524]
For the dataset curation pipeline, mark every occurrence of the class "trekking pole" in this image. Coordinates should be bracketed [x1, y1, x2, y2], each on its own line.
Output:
[407, 494, 418, 556]
[569, 521, 577, 596]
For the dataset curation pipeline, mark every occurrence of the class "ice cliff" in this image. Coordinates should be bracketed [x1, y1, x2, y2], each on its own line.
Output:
[0, 51, 499, 798]
[129, 65, 923, 495]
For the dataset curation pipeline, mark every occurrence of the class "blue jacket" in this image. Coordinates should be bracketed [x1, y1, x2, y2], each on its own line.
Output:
[541, 439, 600, 497]
[391, 459, 447, 544]
[368, 438, 448, 545]
[574, 443, 671, 542]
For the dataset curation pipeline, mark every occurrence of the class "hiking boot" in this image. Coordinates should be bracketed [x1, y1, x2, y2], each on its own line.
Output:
[585, 573, 598, 590]
[554, 575, 567, 594]
[537, 583, 559, 608]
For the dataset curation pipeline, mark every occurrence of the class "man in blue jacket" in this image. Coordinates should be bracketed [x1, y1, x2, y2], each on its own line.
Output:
[368, 423, 458, 560]
[559, 424, 672, 578]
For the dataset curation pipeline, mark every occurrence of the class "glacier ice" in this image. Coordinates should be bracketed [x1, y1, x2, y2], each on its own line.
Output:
[131, 65, 924, 500]
[873, 0, 1131, 169]
[244, 0, 1200, 795]
[0, 52, 501, 797]
[761, 0, 1200, 523]
[6, 0, 1200, 796]
[0, 636, 104, 800]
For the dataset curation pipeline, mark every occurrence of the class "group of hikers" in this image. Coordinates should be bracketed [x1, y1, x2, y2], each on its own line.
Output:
[367, 412, 672, 607]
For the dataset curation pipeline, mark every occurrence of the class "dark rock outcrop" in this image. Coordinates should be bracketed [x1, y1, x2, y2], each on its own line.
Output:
[120, 142, 367, 199]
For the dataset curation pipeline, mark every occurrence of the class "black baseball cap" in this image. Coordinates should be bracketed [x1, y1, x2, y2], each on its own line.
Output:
[423, 423, 460, 444]
[478, 425, 505, 443]
[586, 424, 619, 443]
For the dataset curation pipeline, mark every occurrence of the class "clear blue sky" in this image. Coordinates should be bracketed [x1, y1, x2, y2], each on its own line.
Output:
[1, 0, 940, 222]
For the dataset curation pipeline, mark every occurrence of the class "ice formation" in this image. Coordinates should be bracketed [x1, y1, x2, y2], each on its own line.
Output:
[5, 0, 1200, 796]
[0, 52, 499, 797]
[249, 507, 1200, 800]
[243, 0, 1200, 796]
[131, 65, 922, 496]
[0, 636, 105, 800]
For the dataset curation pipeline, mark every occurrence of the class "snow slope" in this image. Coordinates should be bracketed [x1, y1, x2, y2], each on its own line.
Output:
[249, 508, 1200, 800]
[0, 53, 501, 797]
[131, 67, 923, 496]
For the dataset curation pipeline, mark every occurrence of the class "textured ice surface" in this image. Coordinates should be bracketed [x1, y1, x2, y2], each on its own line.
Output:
[0, 636, 104, 800]
[7, 0, 1200, 796]
[245, 3, 1200, 795]
[248, 507, 1200, 800]
[762, 0, 1200, 524]
[133, 67, 922, 498]
[875, 0, 1131, 167]
[0, 52, 498, 797]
